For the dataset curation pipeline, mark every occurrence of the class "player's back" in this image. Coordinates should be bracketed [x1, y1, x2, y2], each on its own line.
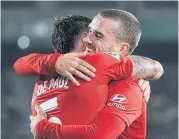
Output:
[31, 52, 132, 125]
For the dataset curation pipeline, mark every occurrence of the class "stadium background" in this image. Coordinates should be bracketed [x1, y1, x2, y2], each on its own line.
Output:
[1, 1, 178, 139]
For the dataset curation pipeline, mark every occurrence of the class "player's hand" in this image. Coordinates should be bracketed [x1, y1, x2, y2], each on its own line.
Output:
[30, 105, 47, 136]
[139, 79, 151, 102]
[55, 52, 96, 86]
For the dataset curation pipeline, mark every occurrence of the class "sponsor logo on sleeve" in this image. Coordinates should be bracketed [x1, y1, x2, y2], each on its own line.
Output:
[107, 94, 128, 110]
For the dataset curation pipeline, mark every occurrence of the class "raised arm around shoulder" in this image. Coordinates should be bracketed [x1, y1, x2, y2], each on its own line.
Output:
[128, 55, 164, 80]
[13, 53, 60, 76]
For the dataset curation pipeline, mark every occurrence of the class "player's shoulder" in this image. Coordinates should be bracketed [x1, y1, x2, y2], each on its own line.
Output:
[108, 78, 143, 109]
[110, 78, 140, 87]
[109, 78, 142, 96]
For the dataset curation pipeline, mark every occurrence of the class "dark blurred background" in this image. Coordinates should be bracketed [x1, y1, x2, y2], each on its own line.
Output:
[1, 1, 178, 139]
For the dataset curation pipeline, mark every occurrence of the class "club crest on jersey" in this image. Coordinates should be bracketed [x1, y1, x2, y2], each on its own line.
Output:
[103, 52, 121, 61]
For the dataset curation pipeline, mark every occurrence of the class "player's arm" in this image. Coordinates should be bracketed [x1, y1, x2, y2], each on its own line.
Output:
[35, 112, 126, 139]
[14, 52, 95, 85]
[129, 55, 164, 80]
[101, 53, 163, 82]
[13, 53, 60, 76]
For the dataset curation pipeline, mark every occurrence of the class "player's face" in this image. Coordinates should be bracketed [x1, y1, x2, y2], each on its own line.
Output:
[83, 14, 126, 54]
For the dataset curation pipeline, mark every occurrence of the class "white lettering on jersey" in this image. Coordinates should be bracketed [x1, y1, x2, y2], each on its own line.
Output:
[107, 102, 126, 110]
[37, 81, 47, 96]
[49, 78, 55, 89]
[39, 97, 58, 112]
[64, 77, 69, 89]
[54, 77, 59, 88]
[37, 76, 69, 96]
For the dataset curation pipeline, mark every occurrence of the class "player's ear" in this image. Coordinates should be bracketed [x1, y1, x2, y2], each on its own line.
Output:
[80, 32, 87, 45]
[120, 42, 129, 55]
[81, 32, 88, 39]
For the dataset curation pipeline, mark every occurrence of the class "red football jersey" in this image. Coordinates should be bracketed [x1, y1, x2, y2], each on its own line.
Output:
[31, 52, 133, 125]
[35, 78, 146, 139]
[14, 53, 145, 139]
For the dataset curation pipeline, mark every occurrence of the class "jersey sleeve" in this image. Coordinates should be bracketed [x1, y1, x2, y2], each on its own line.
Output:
[13, 53, 60, 76]
[35, 112, 127, 139]
[102, 79, 143, 127]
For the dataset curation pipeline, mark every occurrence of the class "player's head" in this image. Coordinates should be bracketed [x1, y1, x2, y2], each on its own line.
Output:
[52, 15, 92, 54]
[83, 9, 141, 55]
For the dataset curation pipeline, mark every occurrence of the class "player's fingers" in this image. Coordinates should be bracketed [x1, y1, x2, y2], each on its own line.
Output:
[63, 71, 80, 86]
[138, 79, 144, 87]
[35, 105, 40, 114]
[30, 122, 33, 128]
[29, 115, 34, 121]
[77, 65, 95, 78]
[141, 81, 149, 92]
[144, 85, 150, 97]
[144, 86, 151, 102]
[30, 122, 34, 134]
[35, 105, 47, 118]
[79, 59, 96, 72]
[145, 90, 151, 102]
[73, 69, 91, 81]
[30, 127, 34, 134]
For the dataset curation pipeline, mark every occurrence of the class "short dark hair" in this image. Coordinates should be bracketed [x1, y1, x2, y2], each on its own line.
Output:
[100, 9, 141, 54]
[52, 15, 91, 54]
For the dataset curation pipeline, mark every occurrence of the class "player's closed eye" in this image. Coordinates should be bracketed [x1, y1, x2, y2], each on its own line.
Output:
[88, 26, 92, 33]
[95, 33, 102, 38]
[88, 29, 102, 40]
